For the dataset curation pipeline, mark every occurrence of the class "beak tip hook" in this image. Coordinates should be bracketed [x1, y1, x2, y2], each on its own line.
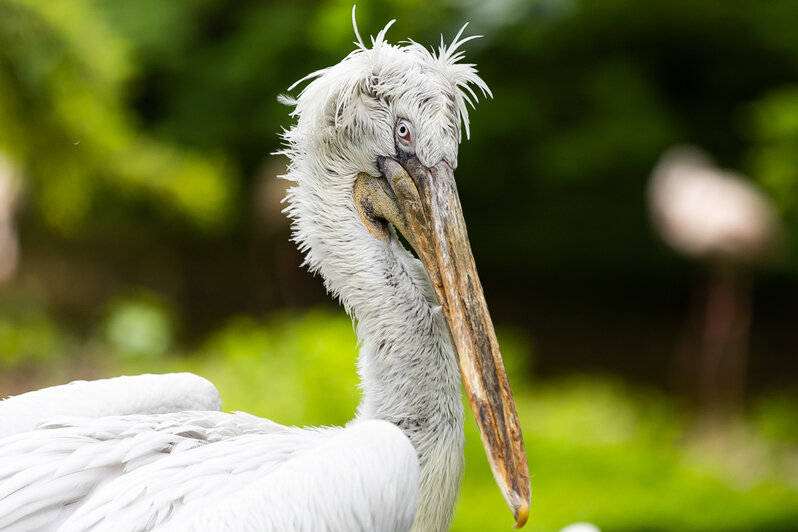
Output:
[512, 504, 529, 529]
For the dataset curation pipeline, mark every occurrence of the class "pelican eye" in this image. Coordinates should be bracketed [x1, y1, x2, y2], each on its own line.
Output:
[396, 119, 414, 146]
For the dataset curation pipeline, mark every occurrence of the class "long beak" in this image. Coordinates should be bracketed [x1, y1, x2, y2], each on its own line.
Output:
[355, 155, 531, 528]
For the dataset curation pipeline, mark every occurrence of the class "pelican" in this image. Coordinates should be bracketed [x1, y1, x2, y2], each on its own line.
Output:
[0, 14, 530, 532]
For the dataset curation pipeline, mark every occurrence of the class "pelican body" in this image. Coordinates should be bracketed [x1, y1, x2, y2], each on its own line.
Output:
[0, 16, 530, 531]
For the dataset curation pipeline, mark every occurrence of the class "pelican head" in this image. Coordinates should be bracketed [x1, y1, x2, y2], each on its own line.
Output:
[280, 14, 530, 528]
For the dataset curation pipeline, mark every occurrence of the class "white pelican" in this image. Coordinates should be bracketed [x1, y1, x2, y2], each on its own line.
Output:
[648, 146, 780, 407]
[0, 15, 530, 532]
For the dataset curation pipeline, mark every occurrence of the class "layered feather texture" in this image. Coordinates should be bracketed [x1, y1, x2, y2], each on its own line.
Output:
[0, 408, 417, 531]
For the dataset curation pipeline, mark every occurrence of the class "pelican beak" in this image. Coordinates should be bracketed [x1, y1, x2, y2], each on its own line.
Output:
[354, 154, 531, 528]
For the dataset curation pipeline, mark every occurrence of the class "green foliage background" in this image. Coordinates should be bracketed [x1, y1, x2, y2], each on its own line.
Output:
[0, 0, 797, 530]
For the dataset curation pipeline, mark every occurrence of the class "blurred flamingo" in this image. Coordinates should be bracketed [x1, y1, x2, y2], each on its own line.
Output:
[648, 146, 780, 409]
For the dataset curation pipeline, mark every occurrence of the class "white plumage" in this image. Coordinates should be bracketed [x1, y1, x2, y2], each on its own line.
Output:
[0, 373, 221, 440]
[0, 409, 416, 531]
[0, 13, 529, 532]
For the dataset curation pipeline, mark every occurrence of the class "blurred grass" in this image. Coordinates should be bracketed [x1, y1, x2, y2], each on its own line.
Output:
[3, 307, 794, 532]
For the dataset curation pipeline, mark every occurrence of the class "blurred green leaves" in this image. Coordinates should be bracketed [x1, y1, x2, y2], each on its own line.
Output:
[0, 0, 234, 233]
[459, 378, 798, 532]
[748, 87, 798, 218]
[745, 86, 798, 268]
[198, 312, 361, 426]
[104, 293, 174, 358]
[0, 304, 61, 367]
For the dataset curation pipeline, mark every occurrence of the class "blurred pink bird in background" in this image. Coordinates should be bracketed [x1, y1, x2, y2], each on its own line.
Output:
[649, 146, 782, 412]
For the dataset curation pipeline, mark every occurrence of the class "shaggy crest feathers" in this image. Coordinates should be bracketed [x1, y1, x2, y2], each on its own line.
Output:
[280, 10, 490, 140]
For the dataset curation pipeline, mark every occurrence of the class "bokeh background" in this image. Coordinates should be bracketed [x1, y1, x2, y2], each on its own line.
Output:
[1, 0, 797, 530]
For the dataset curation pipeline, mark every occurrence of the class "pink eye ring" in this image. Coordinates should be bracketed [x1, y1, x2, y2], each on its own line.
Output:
[396, 119, 414, 145]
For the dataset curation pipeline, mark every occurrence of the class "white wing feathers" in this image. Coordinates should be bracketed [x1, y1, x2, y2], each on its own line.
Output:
[164, 420, 420, 532]
[0, 410, 279, 530]
[0, 373, 222, 439]
[0, 374, 420, 532]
